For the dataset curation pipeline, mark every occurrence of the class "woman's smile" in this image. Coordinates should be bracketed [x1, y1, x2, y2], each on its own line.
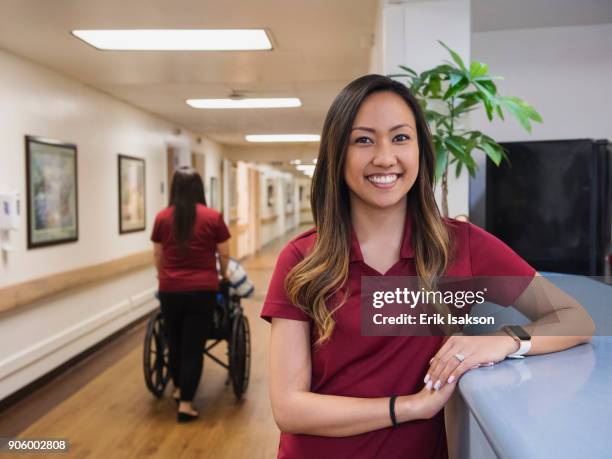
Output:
[365, 173, 404, 189]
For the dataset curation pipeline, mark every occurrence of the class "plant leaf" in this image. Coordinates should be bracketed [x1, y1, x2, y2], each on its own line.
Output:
[469, 60, 489, 79]
[398, 65, 418, 76]
[495, 103, 505, 120]
[480, 141, 502, 166]
[443, 76, 469, 100]
[438, 40, 467, 72]
[455, 159, 463, 177]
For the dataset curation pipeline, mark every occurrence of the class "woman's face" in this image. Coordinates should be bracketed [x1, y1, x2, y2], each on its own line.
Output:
[343, 91, 420, 211]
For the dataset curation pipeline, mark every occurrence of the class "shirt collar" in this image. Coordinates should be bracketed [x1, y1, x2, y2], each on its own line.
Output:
[349, 210, 414, 263]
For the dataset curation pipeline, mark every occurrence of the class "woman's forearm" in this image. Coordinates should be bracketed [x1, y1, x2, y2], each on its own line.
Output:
[523, 307, 594, 355]
[218, 254, 230, 280]
[274, 391, 421, 437]
[152, 243, 162, 276]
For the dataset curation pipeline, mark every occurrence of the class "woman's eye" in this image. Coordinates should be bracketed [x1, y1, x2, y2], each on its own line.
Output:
[394, 134, 410, 142]
[355, 137, 373, 144]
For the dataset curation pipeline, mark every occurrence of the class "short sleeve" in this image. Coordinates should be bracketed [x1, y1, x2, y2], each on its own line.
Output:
[468, 222, 537, 306]
[150, 213, 163, 243]
[215, 213, 231, 243]
[260, 242, 311, 323]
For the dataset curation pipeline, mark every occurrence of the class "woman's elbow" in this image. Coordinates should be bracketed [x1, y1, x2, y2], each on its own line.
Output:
[580, 310, 596, 341]
[271, 403, 302, 434]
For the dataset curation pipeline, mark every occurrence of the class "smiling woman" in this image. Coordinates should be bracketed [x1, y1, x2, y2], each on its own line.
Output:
[260, 74, 593, 459]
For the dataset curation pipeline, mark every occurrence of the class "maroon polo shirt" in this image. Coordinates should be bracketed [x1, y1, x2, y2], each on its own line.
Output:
[261, 210, 536, 459]
[151, 204, 230, 292]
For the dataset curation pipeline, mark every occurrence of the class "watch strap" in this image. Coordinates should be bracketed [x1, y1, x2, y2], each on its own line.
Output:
[507, 339, 532, 358]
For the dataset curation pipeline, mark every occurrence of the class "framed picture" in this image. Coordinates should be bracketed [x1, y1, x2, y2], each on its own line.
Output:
[267, 180, 275, 208]
[118, 154, 146, 234]
[25, 135, 78, 249]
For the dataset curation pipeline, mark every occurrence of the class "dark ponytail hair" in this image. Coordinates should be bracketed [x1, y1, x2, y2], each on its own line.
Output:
[169, 166, 207, 248]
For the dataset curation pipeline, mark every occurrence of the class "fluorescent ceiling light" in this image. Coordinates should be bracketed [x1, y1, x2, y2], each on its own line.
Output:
[296, 165, 316, 171]
[71, 29, 272, 51]
[187, 98, 301, 109]
[246, 134, 320, 143]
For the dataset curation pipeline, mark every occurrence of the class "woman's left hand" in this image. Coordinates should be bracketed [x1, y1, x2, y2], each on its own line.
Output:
[424, 334, 518, 391]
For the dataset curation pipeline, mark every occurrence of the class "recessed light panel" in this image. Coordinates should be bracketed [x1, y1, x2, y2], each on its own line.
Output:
[187, 98, 301, 109]
[245, 134, 320, 142]
[72, 29, 272, 51]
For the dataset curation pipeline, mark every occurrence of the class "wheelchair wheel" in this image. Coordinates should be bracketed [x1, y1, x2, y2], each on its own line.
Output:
[143, 311, 170, 398]
[229, 312, 251, 400]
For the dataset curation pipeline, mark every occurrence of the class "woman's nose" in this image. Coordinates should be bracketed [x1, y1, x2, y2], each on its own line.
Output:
[372, 140, 397, 167]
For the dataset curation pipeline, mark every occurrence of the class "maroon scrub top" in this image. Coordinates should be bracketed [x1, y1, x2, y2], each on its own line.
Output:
[261, 210, 536, 459]
[151, 204, 230, 292]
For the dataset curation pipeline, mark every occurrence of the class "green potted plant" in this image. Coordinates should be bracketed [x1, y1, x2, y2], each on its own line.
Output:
[389, 41, 542, 218]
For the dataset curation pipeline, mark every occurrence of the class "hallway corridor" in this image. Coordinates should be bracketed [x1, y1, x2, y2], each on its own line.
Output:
[4, 227, 309, 458]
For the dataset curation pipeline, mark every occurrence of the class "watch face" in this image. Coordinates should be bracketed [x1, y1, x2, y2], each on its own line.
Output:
[509, 325, 531, 341]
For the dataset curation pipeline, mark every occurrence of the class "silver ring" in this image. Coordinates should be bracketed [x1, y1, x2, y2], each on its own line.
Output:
[453, 353, 465, 363]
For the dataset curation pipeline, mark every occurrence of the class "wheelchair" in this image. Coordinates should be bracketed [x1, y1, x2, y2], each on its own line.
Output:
[143, 281, 251, 400]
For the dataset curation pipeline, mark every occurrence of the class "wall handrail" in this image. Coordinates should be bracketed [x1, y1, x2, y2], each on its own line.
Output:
[0, 250, 153, 313]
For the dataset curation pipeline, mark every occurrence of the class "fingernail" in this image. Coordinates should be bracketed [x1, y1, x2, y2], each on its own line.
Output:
[424, 374, 430, 384]
[433, 380, 441, 391]
[447, 375, 455, 384]
[426, 380, 433, 390]
[429, 357, 434, 364]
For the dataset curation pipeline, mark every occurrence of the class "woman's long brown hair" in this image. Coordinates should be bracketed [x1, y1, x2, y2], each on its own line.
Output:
[285, 74, 454, 345]
[169, 166, 207, 249]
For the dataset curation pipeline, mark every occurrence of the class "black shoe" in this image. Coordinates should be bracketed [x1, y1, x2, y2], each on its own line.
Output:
[177, 411, 199, 423]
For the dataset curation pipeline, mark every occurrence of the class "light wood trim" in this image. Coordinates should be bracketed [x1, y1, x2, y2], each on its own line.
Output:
[261, 215, 278, 225]
[228, 222, 249, 258]
[229, 223, 248, 235]
[0, 250, 153, 312]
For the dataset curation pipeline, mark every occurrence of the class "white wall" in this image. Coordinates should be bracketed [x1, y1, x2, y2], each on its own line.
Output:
[471, 23, 612, 142]
[0, 48, 220, 400]
[195, 137, 223, 210]
[379, 0, 472, 218]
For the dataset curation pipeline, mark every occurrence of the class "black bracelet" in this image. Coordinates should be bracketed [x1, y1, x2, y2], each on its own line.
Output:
[389, 395, 398, 428]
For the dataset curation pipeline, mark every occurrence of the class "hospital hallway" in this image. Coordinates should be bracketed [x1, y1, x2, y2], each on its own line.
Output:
[0, 226, 309, 459]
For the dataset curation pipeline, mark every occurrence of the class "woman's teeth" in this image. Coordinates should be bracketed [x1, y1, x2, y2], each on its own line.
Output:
[367, 174, 398, 185]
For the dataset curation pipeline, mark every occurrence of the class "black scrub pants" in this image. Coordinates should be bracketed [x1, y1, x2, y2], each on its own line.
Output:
[159, 290, 216, 402]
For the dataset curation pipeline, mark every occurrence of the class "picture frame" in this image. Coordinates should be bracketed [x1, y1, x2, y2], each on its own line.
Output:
[25, 135, 79, 249]
[118, 154, 146, 234]
[267, 180, 275, 208]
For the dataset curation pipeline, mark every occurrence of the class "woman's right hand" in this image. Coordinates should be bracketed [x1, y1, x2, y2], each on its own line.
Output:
[409, 379, 457, 420]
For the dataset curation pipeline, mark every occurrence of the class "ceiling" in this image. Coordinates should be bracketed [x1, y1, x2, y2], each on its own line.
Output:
[1, 0, 610, 156]
[0, 0, 378, 148]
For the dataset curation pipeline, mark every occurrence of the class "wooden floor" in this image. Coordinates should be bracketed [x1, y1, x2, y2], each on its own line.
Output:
[7, 227, 308, 459]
